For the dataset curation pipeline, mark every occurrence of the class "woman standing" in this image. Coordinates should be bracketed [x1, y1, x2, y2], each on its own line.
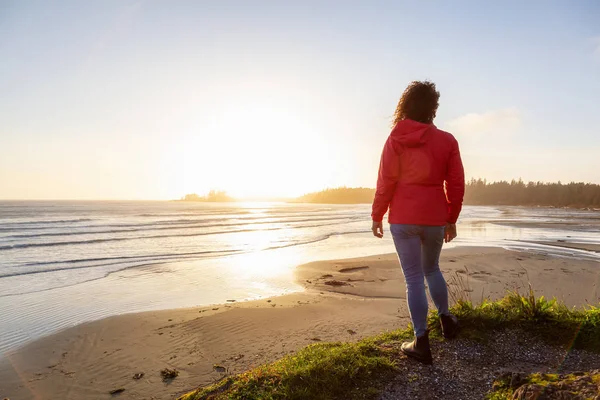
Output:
[371, 81, 465, 364]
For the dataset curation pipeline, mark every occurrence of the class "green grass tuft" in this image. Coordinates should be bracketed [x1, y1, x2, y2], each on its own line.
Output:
[179, 341, 398, 400]
[449, 290, 600, 351]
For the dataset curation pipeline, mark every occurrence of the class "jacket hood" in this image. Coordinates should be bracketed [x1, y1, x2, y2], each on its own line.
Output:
[390, 119, 435, 147]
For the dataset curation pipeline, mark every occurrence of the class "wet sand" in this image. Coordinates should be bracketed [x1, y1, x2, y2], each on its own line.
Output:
[2, 247, 599, 400]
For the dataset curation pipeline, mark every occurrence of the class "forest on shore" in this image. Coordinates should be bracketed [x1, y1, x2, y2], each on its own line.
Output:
[295, 180, 600, 208]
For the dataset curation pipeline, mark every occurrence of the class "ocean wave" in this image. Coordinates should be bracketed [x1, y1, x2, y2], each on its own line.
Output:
[15, 247, 251, 268]
[264, 229, 371, 250]
[0, 248, 244, 280]
[0, 212, 364, 233]
[0, 218, 94, 229]
[0, 216, 234, 232]
[1, 214, 360, 239]
[0, 229, 371, 284]
[0, 228, 373, 297]
[0, 216, 367, 250]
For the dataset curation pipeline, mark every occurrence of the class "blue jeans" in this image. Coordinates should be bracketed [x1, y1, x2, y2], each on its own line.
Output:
[390, 224, 450, 337]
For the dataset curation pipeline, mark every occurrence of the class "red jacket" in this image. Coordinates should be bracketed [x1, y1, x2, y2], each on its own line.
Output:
[372, 119, 465, 226]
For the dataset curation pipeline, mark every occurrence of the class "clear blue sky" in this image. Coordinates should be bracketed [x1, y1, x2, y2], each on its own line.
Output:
[1, 1, 599, 199]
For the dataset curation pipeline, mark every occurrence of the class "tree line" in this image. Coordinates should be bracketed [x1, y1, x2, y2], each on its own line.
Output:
[295, 181, 600, 208]
[464, 179, 600, 208]
[294, 187, 376, 204]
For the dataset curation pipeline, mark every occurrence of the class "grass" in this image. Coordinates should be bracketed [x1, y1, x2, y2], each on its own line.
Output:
[447, 287, 600, 351]
[178, 339, 404, 400]
[178, 290, 600, 400]
[486, 371, 600, 399]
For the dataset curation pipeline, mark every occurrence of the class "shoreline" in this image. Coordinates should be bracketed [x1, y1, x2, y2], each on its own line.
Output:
[3, 203, 599, 358]
[2, 246, 600, 400]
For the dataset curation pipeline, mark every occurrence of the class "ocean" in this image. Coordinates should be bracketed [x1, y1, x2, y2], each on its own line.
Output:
[1, 201, 599, 355]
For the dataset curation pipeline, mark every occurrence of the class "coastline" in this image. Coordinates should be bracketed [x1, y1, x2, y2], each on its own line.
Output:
[2, 246, 599, 400]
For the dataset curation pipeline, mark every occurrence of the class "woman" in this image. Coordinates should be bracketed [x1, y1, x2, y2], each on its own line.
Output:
[371, 80, 465, 364]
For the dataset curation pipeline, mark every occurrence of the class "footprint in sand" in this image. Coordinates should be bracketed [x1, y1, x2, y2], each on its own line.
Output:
[213, 365, 227, 373]
[324, 280, 351, 287]
[338, 266, 369, 273]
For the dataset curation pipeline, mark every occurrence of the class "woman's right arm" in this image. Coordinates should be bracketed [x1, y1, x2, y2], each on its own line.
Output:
[372, 137, 400, 225]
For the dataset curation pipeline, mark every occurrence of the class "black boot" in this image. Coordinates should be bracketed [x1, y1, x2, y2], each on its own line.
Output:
[440, 313, 459, 339]
[401, 331, 432, 365]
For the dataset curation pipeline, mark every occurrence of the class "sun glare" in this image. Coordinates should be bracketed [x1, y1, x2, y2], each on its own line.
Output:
[168, 100, 329, 199]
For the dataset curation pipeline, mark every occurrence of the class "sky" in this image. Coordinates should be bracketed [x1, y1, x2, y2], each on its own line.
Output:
[1, 1, 599, 200]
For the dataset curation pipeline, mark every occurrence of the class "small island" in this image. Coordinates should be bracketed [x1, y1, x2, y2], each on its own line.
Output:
[179, 190, 234, 202]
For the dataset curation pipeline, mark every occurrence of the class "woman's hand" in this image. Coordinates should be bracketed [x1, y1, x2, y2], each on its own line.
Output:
[372, 221, 384, 238]
[444, 223, 457, 243]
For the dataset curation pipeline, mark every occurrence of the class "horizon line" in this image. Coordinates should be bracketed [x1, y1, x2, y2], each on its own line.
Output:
[3, 179, 600, 202]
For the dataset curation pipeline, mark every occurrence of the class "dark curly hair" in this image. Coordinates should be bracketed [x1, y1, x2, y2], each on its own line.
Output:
[392, 80, 440, 126]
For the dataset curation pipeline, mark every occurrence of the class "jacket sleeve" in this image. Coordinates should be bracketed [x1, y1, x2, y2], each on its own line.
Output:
[372, 137, 400, 222]
[445, 138, 465, 224]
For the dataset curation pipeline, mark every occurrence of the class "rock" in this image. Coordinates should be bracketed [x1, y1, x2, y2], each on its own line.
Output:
[132, 372, 144, 380]
[160, 368, 179, 381]
[321, 274, 333, 279]
[226, 299, 236, 302]
[347, 329, 357, 335]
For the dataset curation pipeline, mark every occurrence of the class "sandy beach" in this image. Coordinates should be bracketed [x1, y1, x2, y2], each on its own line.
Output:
[2, 246, 599, 400]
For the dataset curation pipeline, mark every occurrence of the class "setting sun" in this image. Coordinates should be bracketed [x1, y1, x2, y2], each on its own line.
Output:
[163, 97, 336, 199]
